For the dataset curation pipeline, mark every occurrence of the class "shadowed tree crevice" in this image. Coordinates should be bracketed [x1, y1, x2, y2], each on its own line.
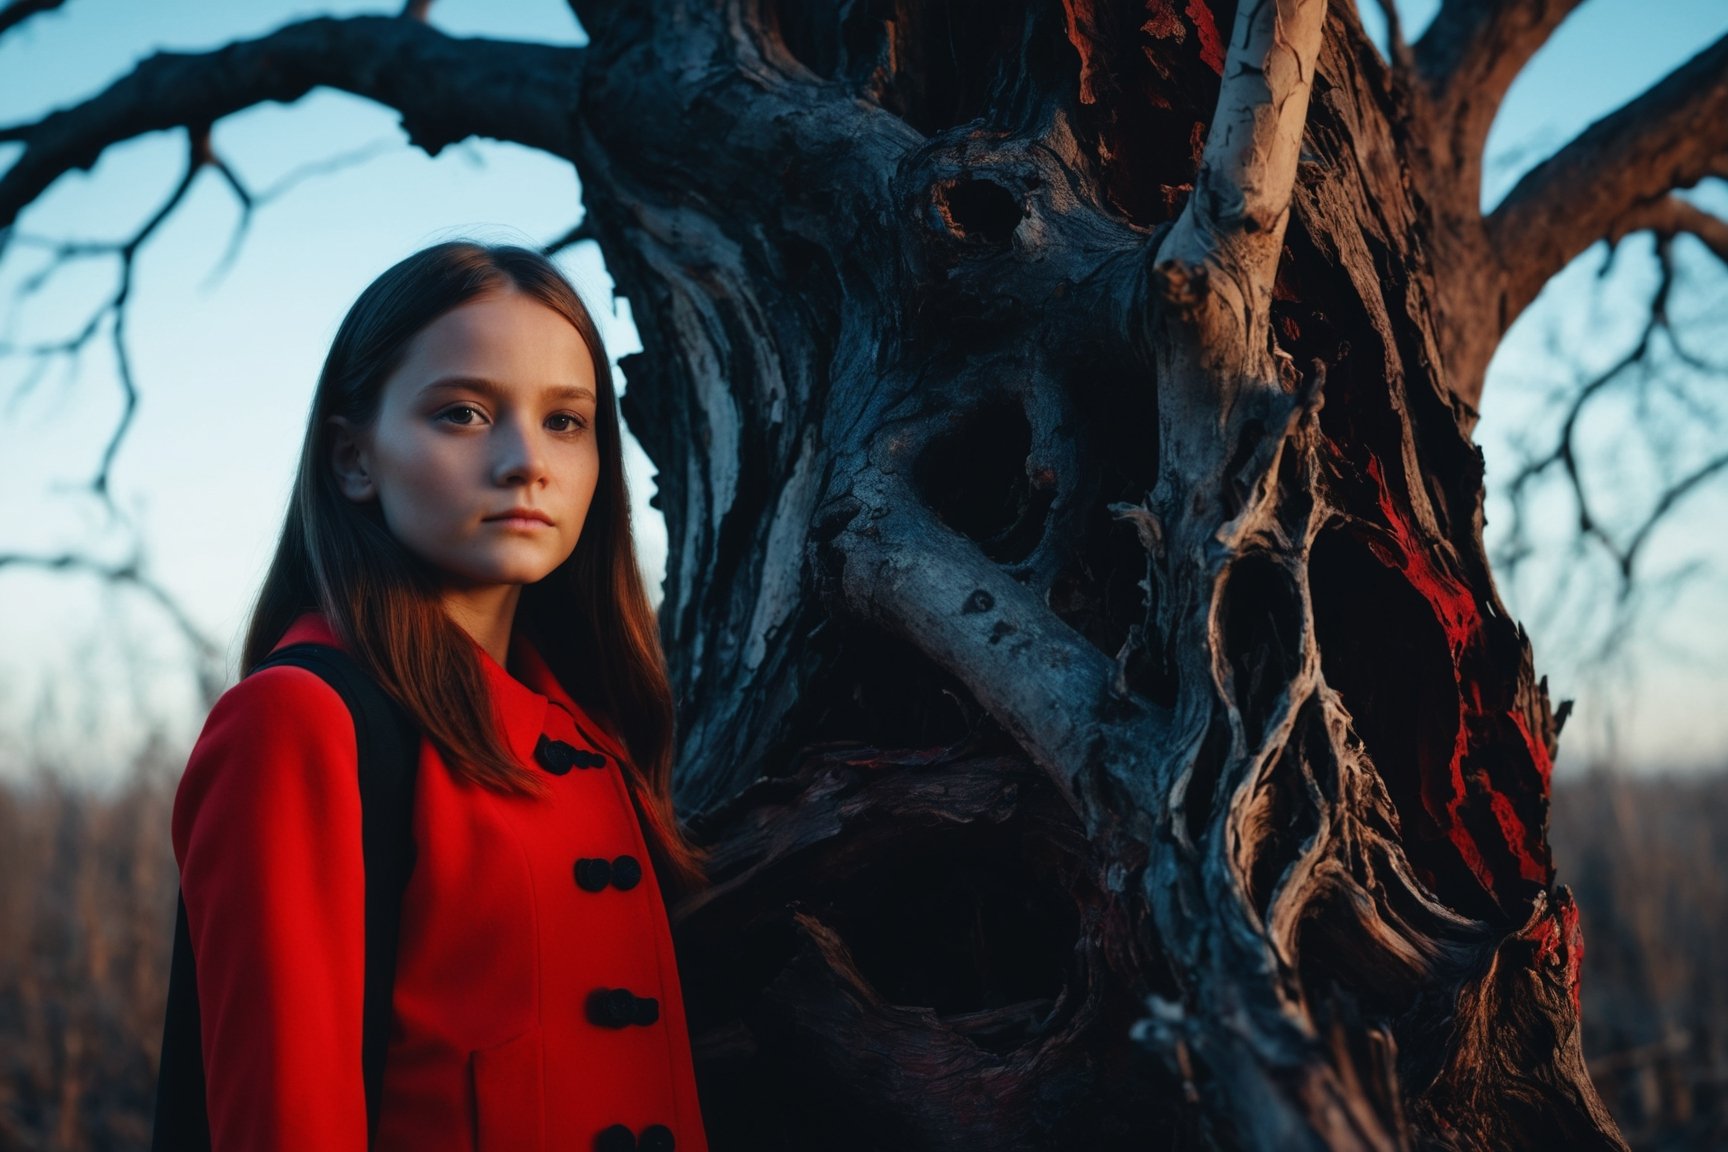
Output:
[1308, 525, 1496, 924]
[931, 177, 1026, 245]
[1057, 0, 1230, 228]
[913, 394, 1052, 564]
[677, 744, 1189, 1149]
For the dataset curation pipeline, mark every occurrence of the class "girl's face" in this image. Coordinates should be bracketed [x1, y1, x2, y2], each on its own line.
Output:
[331, 288, 601, 593]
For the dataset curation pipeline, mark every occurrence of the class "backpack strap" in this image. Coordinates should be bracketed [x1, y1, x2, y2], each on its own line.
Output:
[152, 642, 419, 1150]
[154, 893, 210, 1150]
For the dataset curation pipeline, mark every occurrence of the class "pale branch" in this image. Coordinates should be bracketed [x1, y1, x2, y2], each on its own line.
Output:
[0, 549, 225, 706]
[1189, 0, 1328, 251]
[831, 457, 1170, 834]
[1412, 0, 1586, 163]
[1487, 30, 1728, 328]
[0, 14, 584, 231]
[1150, 0, 1327, 413]
[0, 0, 65, 39]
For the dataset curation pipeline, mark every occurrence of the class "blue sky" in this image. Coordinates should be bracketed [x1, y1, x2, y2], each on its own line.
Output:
[1, 0, 1726, 782]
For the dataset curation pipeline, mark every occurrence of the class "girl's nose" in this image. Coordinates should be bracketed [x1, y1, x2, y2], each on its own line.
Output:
[492, 415, 550, 487]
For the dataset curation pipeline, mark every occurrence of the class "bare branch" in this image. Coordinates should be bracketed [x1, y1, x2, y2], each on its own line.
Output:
[1158, 0, 1329, 306]
[1367, 0, 1414, 73]
[541, 216, 595, 257]
[1487, 30, 1728, 329]
[0, 548, 225, 706]
[1149, 0, 1327, 480]
[1620, 451, 1728, 588]
[0, 0, 65, 40]
[1, 128, 207, 512]
[0, 14, 584, 230]
[1499, 237, 1728, 613]
[1, 129, 395, 524]
[1413, 0, 1586, 166]
[1607, 195, 1728, 266]
[201, 136, 397, 284]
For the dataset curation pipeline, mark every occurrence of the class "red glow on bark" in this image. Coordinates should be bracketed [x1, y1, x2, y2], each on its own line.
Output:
[1564, 893, 1584, 1013]
[1488, 790, 1547, 884]
[1359, 455, 1554, 903]
[1363, 455, 1485, 883]
[1509, 710, 1554, 792]
[1531, 891, 1585, 1013]
[1363, 457, 1480, 659]
[1186, 0, 1226, 75]
[1443, 725, 1497, 895]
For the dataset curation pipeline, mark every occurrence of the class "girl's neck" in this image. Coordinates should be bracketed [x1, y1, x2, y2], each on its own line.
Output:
[440, 584, 523, 667]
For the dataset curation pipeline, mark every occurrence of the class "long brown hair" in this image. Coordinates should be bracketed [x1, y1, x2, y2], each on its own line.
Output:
[244, 240, 708, 897]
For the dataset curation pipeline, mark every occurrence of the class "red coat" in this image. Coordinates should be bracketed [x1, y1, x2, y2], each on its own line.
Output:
[172, 611, 709, 1151]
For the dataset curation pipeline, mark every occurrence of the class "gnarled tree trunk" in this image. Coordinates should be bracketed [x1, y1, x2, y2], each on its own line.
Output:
[567, 2, 1620, 1148]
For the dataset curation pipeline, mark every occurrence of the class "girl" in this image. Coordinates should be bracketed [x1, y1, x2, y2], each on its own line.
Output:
[163, 241, 710, 1151]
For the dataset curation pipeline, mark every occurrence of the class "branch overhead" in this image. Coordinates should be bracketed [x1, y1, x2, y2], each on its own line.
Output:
[1607, 195, 1728, 266]
[1413, 0, 1587, 164]
[1487, 29, 1728, 330]
[0, 15, 584, 229]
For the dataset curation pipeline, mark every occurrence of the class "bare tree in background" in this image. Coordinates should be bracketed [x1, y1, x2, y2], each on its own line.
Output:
[5, 0, 1727, 1148]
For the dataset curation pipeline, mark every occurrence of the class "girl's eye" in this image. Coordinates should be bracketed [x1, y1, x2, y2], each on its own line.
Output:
[437, 404, 486, 426]
[547, 413, 589, 433]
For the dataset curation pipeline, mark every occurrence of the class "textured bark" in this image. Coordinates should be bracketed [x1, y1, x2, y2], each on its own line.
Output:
[1, 0, 1676, 1147]
[566, 3, 1625, 1147]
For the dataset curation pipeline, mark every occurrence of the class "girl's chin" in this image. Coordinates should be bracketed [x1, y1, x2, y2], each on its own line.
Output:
[434, 559, 565, 590]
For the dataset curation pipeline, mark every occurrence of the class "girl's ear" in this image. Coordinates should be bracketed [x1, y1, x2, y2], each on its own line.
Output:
[327, 416, 376, 502]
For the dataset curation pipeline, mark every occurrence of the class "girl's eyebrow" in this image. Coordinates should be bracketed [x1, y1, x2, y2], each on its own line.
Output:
[419, 375, 596, 403]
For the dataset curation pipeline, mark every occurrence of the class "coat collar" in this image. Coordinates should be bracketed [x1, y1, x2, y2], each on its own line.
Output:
[275, 610, 570, 769]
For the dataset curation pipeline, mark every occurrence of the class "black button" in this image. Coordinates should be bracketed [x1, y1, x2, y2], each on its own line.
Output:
[587, 987, 637, 1029]
[594, 1124, 635, 1152]
[610, 854, 642, 891]
[587, 987, 658, 1028]
[536, 737, 608, 774]
[575, 857, 613, 892]
[639, 1125, 675, 1152]
[535, 736, 578, 776]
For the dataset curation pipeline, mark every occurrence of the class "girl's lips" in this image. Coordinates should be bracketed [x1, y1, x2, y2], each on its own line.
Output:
[486, 516, 554, 530]
[484, 506, 554, 526]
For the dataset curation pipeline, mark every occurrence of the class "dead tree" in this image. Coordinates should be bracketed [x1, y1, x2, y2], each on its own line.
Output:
[7, 1, 1727, 1147]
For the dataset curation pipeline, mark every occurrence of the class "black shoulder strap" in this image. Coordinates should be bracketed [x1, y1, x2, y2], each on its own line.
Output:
[152, 643, 419, 1151]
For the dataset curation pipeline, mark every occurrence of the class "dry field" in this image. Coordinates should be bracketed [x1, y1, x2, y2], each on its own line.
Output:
[0, 750, 1721, 1150]
[1551, 769, 1728, 1152]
